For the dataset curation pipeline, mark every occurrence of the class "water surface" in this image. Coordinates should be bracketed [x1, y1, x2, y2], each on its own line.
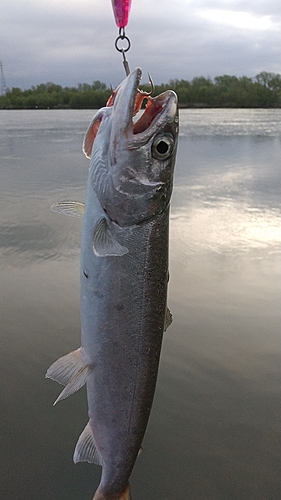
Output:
[0, 109, 280, 499]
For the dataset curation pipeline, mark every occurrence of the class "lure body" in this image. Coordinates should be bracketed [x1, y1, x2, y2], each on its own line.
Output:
[111, 0, 132, 28]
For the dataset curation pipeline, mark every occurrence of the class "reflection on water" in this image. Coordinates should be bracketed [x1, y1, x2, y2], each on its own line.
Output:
[174, 203, 280, 251]
[0, 110, 280, 500]
[179, 108, 281, 136]
[172, 168, 281, 257]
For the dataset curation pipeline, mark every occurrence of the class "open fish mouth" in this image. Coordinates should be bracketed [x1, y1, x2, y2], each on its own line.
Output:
[132, 91, 174, 134]
[108, 67, 178, 141]
[83, 68, 178, 159]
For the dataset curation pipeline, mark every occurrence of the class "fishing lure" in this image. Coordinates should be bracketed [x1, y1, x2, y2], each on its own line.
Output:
[111, 0, 132, 28]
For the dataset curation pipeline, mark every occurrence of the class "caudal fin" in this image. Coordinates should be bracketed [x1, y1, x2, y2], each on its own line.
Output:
[93, 482, 131, 500]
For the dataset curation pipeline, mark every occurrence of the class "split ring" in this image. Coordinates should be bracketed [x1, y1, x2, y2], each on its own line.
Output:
[115, 35, 131, 53]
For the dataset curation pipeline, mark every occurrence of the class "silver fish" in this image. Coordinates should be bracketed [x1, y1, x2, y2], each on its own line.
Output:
[46, 67, 178, 500]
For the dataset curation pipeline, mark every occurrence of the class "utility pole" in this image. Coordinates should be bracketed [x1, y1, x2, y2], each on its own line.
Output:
[0, 61, 7, 95]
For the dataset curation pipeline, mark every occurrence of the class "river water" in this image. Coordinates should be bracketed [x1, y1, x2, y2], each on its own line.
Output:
[0, 109, 280, 499]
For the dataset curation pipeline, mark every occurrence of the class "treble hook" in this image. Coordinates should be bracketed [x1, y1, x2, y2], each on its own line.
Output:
[135, 73, 154, 98]
[115, 28, 131, 76]
[114, 28, 154, 95]
[121, 49, 130, 76]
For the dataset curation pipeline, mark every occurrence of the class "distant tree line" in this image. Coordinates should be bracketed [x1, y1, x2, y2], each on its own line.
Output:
[0, 72, 280, 109]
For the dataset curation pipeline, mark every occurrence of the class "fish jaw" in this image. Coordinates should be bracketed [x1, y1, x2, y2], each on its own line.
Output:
[86, 67, 178, 227]
[109, 67, 142, 142]
[110, 66, 178, 146]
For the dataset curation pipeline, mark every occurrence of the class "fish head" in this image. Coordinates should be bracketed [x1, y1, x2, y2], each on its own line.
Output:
[83, 68, 178, 226]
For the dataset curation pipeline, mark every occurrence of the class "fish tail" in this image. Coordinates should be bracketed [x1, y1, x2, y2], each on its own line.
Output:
[93, 482, 131, 500]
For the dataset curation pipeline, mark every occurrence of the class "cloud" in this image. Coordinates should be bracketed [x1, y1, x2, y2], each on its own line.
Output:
[201, 10, 272, 30]
[1, 0, 280, 89]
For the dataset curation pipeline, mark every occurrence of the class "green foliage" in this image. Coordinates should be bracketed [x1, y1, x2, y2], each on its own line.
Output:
[0, 72, 280, 109]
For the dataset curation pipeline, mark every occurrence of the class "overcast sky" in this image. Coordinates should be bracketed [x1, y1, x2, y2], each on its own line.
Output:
[1, 0, 280, 89]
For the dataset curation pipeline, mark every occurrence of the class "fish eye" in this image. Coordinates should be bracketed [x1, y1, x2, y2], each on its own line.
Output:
[152, 133, 174, 160]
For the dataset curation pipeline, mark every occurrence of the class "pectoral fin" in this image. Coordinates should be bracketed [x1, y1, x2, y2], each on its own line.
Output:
[93, 218, 128, 257]
[50, 201, 85, 218]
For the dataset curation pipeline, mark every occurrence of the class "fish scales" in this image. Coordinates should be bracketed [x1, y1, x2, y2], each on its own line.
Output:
[46, 67, 178, 500]
[83, 214, 169, 495]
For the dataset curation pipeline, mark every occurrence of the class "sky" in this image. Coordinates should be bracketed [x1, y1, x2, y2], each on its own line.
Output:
[1, 0, 280, 90]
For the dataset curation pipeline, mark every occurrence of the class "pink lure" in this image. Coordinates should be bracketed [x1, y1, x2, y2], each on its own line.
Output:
[111, 0, 132, 28]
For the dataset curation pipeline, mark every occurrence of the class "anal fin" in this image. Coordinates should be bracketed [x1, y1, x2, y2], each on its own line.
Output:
[73, 421, 103, 466]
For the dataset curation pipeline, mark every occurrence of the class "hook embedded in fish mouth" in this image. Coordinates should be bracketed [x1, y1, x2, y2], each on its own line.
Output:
[108, 68, 178, 138]
[137, 72, 154, 97]
[83, 68, 178, 159]
[132, 93, 172, 135]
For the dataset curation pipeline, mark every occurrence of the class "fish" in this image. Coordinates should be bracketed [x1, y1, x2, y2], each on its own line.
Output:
[46, 67, 178, 500]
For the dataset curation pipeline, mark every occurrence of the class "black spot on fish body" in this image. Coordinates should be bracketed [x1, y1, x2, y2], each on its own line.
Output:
[83, 270, 89, 279]
[94, 291, 103, 299]
[114, 303, 124, 311]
